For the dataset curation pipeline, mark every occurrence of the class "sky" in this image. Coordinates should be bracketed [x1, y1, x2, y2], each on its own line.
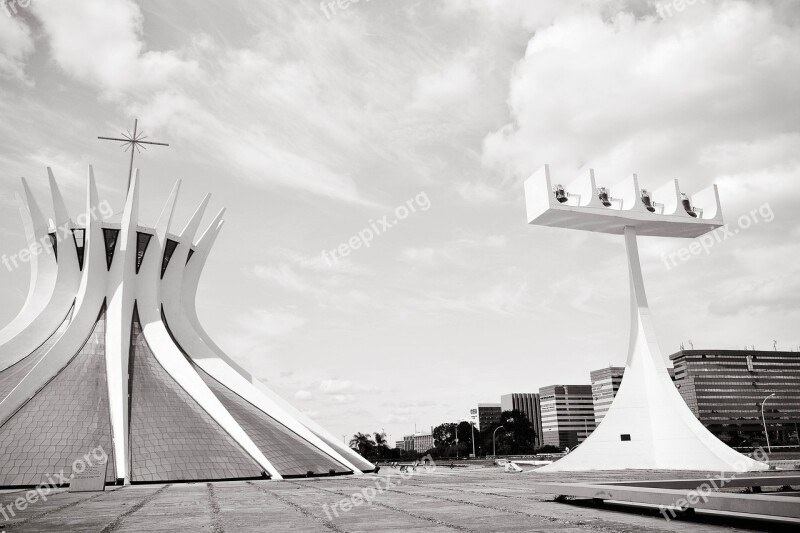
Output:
[0, 0, 799, 445]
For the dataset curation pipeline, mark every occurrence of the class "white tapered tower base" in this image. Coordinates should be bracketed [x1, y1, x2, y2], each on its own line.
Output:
[537, 227, 767, 472]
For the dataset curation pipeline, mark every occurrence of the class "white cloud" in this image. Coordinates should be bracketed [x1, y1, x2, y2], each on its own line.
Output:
[709, 270, 800, 316]
[216, 308, 307, 370]
[329, 394, 356, 404]
[294, 389, 312, 400]
[456, 180, 505, 203]
[248, 264, 311, 294]
[399, 247, 437, 264]
[31, 0, 200, 97]
[483, 1, 800, 181]
[399, 234, 508, 266]
[401, 280, 531, 316]
[226, 134, 376, 207]
[301, 408, 320, 418]
[270, 247, 369, 275]
[236, 309, 306, 338]
[0, 14, 34, 84]
[319, 379, 356, 394]
[411, 61, 478, 110]
[441, 0, 589, 30]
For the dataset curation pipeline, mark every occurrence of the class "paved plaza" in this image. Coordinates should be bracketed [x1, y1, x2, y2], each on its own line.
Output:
[1, 465, 797, 532]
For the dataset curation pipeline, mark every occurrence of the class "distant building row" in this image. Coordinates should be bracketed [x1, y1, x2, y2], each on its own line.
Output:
[395, 432, 434, 453]
[478, 349, 800, 450]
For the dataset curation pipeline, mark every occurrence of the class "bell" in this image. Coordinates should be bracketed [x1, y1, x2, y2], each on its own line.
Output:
[597, 187, 612, 207]
[553, 184, 568, 203]
[681, 193, 697, 217]
[641, 189, 656, 212]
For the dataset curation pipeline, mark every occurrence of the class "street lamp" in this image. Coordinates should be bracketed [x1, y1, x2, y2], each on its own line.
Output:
[761, 393, 776, 453]
[470, 421, 476, 458]
[454, 423, 458, 460]
[493, 425, 505, 457]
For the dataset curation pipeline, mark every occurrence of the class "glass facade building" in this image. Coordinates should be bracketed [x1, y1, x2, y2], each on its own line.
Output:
[671, 349, 800, 446]
[539, 385, 596, 449]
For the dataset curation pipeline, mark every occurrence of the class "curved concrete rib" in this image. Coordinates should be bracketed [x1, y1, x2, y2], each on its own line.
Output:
[161, 201, 361, 473]
[174, 217, 368, 473]
[537, 227, 768, 472]
[159, 202, 356, 472]
[0, 167, 108, 426]
[0, 179, 57, 349]
[0, 173, 80, 372]
[0, 166, 371, 483]
[105, 170, 140, 483]
[135, 184, 283, 480]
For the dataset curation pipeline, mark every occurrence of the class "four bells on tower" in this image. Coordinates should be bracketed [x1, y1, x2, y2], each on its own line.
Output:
[553, 180, 700, 218]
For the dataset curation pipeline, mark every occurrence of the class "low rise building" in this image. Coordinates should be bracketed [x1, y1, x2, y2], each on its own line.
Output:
[400, 432, 434, 453]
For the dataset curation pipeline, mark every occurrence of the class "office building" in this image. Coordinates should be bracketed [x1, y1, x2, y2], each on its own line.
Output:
[590, 367, 625, 425]
[501, 393, 543, 447]
[401, 432, 433, 453]
[539, 385, 596, 449]
[414, 432, 434, 452]
[671, 349, 800, 445]
[469, 403, 502, 431]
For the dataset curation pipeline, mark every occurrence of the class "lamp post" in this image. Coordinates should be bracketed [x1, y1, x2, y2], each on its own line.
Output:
[454, 423, 458, 460]
[761, 393, 776, 453]
[493, 425, 505, 457]
[470, 421, 476, 458]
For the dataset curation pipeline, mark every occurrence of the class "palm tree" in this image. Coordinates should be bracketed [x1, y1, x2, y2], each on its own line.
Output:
[373, 431, 388, 460]
[349, 432, 375, 458]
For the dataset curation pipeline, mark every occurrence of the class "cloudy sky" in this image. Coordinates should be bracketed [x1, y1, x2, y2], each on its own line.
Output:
[1, 0, 798, 444]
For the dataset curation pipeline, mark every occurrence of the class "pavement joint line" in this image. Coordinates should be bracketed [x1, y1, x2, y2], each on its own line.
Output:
[281, 480, 477, 533]
[3, 486, 123, 530]
[207, 483, 224, 533]
[247, 481, 348, 533]
[333, 476, 664, 533]
[100, 484, 171, 533]
[0, 490, 34, 498]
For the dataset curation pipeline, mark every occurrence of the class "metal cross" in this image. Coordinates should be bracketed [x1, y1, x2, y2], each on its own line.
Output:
[98, 118, 169, 190]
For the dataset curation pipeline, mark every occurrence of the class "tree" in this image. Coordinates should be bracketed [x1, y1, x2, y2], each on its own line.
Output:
[483, 410, 536, 455]
[373, 431, 389, 460]
[432, 423, 457, 447]
[456, 421, 478, 455]
[349, 432, 375, 458]
[431, 421, 481, 457]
